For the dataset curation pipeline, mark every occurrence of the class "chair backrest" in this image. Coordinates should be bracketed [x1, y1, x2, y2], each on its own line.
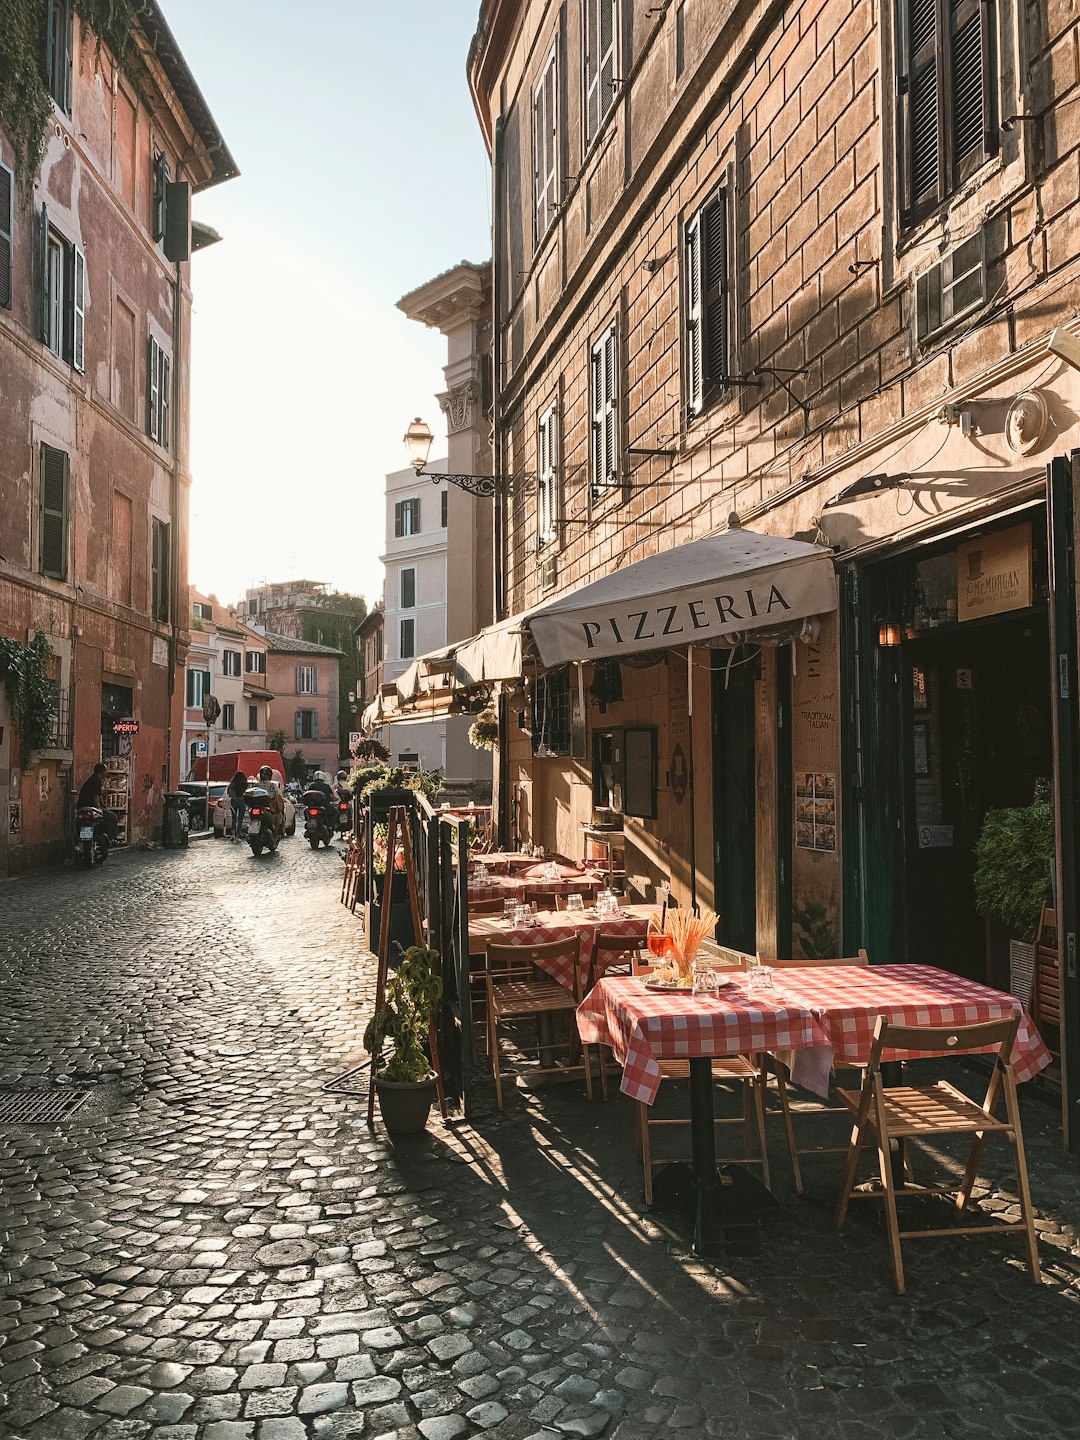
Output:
[762, 948, 869, 969]
[486, 935, 581, 988]
[469, 897, 507, 916]
[866, 1012, 1021, 1072]
[710, 945, 754, 970]
[1034, 904, 1060, 1050]
[590, 930, 649, 989]
[529, 891, 560, 912]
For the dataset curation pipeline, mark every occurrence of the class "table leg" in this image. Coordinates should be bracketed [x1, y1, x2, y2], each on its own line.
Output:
[688, 1056, 721, 1254]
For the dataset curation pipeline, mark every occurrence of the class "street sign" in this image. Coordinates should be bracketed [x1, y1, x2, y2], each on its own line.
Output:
[195, 740, 208, 756]
[349, 732, 363, 750]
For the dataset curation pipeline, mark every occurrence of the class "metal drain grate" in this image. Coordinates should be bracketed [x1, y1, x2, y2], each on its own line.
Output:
[0, 1088, 92, 1124]
[322, 1066, 370, 1096]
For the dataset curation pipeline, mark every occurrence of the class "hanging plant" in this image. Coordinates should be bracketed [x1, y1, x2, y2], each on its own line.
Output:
[0, 631, 56, 758]
[351, 735, 390, 763]
[469, 712, 499, 751]
[0, 1, 138, 197]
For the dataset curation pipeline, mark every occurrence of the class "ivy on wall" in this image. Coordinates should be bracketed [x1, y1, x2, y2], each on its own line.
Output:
[0, 631, 57, 758]
[0, 0, 137, 196]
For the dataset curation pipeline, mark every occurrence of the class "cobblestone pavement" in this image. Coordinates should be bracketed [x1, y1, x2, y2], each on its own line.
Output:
[3, 840, 1080, 1440]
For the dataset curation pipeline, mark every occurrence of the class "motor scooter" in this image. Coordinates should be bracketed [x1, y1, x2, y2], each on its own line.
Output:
[75, 805, 110, 868]
[335, 793, 353, 837]
[245, 786, 284, 857]
[302, 789, 336, 849]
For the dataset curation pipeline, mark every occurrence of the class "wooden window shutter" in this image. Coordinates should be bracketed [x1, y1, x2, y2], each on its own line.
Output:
[159, 350, 170, 449]
[312, 709, 318, 739]
[603, 325, 617, 486]
[38, 203, 50, 343]
[72, 245, 85, 372]
[585, 0, 600, 142]
[591, 338, 604, 490]
[295, 664, 302, 693]
[295, 710, 302, 740]
[685, 211, 703, 416]
[900, 0, 943, 221]
[0, 162, 12, 311]
[39, 444, 69, 579]
[599, 0, 616, 122]
[950, 0, 995, 176]
[148, 336, 160, 439]
[701, 191, 730, 393]
[394, 501, 403, 538]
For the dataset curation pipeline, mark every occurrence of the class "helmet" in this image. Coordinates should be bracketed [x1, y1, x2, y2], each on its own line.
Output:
[258, 765, 273, 782]
[314, 770, 327, 782]
[337, 770, 348, 781]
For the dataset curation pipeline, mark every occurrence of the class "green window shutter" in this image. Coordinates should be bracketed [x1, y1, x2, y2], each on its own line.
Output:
[39, 444, 69, 579]
[38, 204, 49, 343]
[701, 190, 729, 394]
[312, 710, 318, 739]
[72, 245, 85, 372]
[685, 211, 702, 417]
[152, 518, 170, 621]
[0, 162, 13, 311]
[159, 350, 170, 450]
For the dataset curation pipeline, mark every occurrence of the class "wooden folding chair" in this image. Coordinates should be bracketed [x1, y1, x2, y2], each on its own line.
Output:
[1032, 904, 1061, 1059]
[528, 890, 560, 912]
[760, 950, 870, 1195]
[835, 1013, 1040, 1294]
[469, 896, 508, 915]
[628, 950, 772, 1201]
[584, 930, 650, 1096]
[486, 937, 594, 1109]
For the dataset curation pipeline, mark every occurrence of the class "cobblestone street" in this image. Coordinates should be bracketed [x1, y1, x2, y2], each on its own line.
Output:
[2, 839, 1080, 1440]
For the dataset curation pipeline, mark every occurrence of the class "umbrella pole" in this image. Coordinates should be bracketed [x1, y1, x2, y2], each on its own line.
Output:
[687, 645, 698, 914]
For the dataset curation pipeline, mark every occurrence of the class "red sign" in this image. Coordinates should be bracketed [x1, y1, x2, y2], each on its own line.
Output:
[112, 718, 140, 735]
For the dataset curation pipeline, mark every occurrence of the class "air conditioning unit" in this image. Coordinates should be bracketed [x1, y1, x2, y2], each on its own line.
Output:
[916, 230, 986, 344]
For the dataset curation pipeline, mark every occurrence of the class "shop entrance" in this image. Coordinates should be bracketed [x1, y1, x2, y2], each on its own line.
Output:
[711, 649, 758, 955]
[850, 510, 1053, 985]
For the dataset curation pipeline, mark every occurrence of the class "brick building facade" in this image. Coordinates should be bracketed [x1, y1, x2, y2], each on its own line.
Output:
[469, 0, 1080, 1137]
[0, 2, 235, 871]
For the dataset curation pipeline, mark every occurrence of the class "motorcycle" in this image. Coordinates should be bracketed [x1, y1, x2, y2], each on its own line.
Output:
[75, 805, 110, 868]
[244, 786, 284, 857]
[334, 793, 353, 837]
[302, 789, 336, 849]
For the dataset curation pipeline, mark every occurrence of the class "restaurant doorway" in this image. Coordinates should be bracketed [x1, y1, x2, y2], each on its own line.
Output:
[849, 508, 1053, 986]
[711, 649, 758, 954]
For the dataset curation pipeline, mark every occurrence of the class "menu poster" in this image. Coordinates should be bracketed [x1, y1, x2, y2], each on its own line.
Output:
[796, 772, 836, 852]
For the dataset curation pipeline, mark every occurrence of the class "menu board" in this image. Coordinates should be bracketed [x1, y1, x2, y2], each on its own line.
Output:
[796, 771, 836, 852]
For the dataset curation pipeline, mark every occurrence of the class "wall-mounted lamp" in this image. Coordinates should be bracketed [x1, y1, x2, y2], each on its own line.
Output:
[404, 416, 513, 498]
[877, 621, 902, 648]
[823, 473, 908, 509]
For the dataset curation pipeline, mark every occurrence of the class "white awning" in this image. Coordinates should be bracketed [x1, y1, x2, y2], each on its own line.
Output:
[526, 527, 837, 666]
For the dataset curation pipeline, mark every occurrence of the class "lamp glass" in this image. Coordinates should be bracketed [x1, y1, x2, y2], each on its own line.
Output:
[404, 417, 434, 471]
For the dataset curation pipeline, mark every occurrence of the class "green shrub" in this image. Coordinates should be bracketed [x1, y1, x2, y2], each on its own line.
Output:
[973, 803, 1055, 942]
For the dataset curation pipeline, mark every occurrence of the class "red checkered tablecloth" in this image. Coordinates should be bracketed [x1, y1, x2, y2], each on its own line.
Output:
[469, 905, 654, 991]
[468, 875, 602, 904]
[577, 975, 824, 1105]
[772, 963, 1052, 1084]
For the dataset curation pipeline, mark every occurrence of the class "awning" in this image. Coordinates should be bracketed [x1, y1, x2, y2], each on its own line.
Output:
[526, 526, 837, 666]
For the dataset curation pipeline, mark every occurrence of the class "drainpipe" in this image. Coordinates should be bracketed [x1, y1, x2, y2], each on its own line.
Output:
[491, 115, 510, 846]
[165, 257, 183, 792]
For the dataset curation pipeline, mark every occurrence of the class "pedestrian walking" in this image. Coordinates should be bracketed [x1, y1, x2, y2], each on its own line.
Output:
[227, 770, 247, 841]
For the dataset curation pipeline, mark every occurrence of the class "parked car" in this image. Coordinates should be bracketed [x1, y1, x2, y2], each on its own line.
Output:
[179, 781, 229, 831]
[213, 788, 296, 838]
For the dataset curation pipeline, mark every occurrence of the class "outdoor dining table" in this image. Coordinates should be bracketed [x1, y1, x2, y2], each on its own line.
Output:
[468, 902, 655, 991]
[468, 873, 603, 905]
[469, 851, 553, 873]
[577, 964, 1051, 1255]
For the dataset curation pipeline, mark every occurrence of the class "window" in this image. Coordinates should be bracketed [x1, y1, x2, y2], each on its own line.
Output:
[151, 518, 170, 621]
[222, 649, 241, 676]
[537, 401, 559, 547]
[193, 601, 213, 622]
[45, 0, 73, 112]
[0, 161, 13, 311]
[148, 335, 170, 448]
[221, 703, 235, 731]
[916, 229, 986, 340]
[399, 617, 415, 659]
[296, 709, 318, 740]
[399, 567, 416, 609]
[440, 490, 448, 527]
[592, 726, 657, 818]
[186, 669, 211, 708]
[897, 0, 995, 227]
[394, 498, 420, 536]
[152, 150, 170, 243]
[38, 207, 84, 370]
[296, 664, 317, 695]
[685, 187, 731, 417]
[583, 0, 618, 147]
[590, 321, 619, 497]
[248, 704, 258, 732]
[398, 752, 419, 768]
[39, 444, 69, 580]
[245, 651, 266, 674]
[534, 44, 559, 243]
[532, 669, 571, 755]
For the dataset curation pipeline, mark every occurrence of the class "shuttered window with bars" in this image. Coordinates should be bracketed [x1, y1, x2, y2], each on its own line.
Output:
[534, 44, 559, 244]
[148, 336, 170, 448]
[898, 0, 995, 228]
[151, 518, 170, 622]
[584, 0, 618, 148]
[590, 321, 619, 499]
[394, 498, 420, 536]
[0, 162, 13, 311]
[39, 444, 69, 581]
[685, 187, 731, 418]
[537, 400, 558, 548]
[38, 206, 85, 371]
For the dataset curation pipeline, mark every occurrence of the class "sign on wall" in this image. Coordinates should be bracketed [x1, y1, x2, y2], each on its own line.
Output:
[957, 523, 1032, 621]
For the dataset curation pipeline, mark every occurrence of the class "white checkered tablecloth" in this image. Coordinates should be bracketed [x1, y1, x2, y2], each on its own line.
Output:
[772, 963, 1052, 1083]
[577, 976, 824, 1106]
[469, 875, 603, 904]
[469, 905, 654, 991]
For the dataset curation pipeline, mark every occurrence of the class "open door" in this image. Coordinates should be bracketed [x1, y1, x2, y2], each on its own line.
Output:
[712, 648, 758, 954]
[1048, 454, 1080, 1150]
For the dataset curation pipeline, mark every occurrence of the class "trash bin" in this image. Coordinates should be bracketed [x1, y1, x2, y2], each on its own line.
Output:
[162, 792, 191, 849]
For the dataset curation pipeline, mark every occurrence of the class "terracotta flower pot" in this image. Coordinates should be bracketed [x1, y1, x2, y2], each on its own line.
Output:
[374, 1074, 436, 1135]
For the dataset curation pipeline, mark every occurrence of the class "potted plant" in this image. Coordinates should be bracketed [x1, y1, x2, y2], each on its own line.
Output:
[973, 802, 1055, 999]
[469, 712, 499, 750]
[364, 945, 443, 1134]
[352, 736, 390, 764]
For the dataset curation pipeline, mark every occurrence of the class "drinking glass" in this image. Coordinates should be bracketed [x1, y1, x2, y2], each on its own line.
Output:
[565, 893, 585, 914]
[692, 962, 718, 998]
[503, 898, 516, 921]
[746, 965, 775, 997]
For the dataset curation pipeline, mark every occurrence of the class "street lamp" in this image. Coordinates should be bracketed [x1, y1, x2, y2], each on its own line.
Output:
[403, 416, 507, 499]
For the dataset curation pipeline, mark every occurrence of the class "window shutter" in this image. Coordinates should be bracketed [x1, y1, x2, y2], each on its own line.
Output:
[72, 245, 85, 372]
[900, 0, 943, 219]
[0, 162, 12, 311]
[312, 710, 318, 739]
[950, 0, 994, 173]
[159, 351, 170, 449]
[295, 710, 302, 740]
[295, 664, 302, 693]
[39, 444, 69, 579]
[394, 501, 403, 538]
[603, 326, 617, 487]
[38, 203, 49, 343]
[685, 211, 703, 416]
[701, 192, 730, 392]
[599, 0, 616, 117]
[591, 339, 604, 490]
[544, 56, 558, 223]
[62, 0, 73, 112]
[148, 336, 159, 439]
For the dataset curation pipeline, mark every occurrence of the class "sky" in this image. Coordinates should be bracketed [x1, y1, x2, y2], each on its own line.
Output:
[169, 0, 492, 610]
